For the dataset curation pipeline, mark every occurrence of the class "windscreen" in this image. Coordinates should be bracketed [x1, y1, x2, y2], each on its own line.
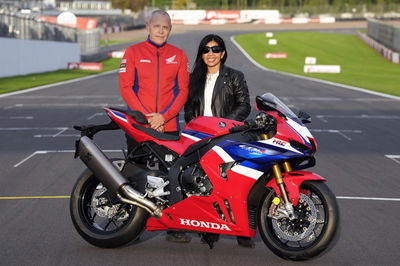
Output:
[256, 93, 301, 123]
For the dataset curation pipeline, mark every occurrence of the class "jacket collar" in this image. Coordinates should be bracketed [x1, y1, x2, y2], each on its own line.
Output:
[219, 65, 229, 76]
[147, 35, 167, 48]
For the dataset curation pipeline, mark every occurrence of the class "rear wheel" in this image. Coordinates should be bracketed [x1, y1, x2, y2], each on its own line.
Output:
[70, 169, 149, 248]
[258, 181, 339, 261]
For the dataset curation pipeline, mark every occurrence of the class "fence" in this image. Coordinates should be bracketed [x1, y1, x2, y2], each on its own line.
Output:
[367, 19, 400, 53]
[0, 12, 100, 55]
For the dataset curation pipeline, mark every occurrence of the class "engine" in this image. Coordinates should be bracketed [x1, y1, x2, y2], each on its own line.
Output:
[180, 164, 213, 197]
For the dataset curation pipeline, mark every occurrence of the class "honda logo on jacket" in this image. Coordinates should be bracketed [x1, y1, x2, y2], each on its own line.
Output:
[166, 55, 177, 64]
[179, 218, 231, 231]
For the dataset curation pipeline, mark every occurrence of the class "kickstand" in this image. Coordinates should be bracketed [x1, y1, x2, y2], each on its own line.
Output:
[201, 233, 219, 249]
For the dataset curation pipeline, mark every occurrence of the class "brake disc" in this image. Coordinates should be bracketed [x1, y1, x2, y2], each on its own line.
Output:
[91, 184, 120, 219]
[271, 193, 318, 242]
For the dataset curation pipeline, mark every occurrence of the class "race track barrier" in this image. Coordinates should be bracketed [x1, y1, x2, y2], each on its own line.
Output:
[358, 32, 400, 64]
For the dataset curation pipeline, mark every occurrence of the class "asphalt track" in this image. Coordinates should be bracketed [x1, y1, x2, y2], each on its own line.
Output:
[1, 25, 400, 265]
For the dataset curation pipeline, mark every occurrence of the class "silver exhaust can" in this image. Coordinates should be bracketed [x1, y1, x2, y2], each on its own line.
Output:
[77, 136, 162, 217]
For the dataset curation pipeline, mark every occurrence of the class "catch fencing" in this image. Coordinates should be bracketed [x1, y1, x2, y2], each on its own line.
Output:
[0, 12, 100, 55]
[368, 19, 400, 53]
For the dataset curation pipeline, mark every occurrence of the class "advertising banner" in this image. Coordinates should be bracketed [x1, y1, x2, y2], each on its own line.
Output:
[265, 53, 288, 59]
[68, 62, 103, 71]
[36, 15, 97, 30]
[304, 65, 341, 73]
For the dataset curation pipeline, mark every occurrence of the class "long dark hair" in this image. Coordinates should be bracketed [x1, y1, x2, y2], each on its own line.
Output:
[189, 34, 228, 101]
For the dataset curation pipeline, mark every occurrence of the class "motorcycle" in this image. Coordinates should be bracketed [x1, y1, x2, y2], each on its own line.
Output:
[70, 93, 339, 261]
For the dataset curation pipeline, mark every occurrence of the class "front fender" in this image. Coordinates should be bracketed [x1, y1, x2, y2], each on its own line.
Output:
[266, 171, 326, 206]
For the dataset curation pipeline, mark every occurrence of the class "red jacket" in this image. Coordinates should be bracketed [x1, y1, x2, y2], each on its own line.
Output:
[119, 39, 189, 131]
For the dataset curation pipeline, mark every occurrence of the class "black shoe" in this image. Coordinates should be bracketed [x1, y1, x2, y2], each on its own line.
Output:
[237, 236, 255, 248]
[165, 231, 192, 243]
[200, 233, 220, 248]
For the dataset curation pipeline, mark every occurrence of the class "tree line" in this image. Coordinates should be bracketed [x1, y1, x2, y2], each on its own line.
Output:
[111, 0, 400, 12]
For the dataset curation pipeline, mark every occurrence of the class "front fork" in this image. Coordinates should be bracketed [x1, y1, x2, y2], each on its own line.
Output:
[272, 161, 296, 220]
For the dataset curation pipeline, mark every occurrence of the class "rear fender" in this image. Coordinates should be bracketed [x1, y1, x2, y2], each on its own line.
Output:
[266, 171, 326, 206]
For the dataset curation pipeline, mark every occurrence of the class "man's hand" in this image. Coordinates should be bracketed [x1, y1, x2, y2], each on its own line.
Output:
[146, 113, 165, 132]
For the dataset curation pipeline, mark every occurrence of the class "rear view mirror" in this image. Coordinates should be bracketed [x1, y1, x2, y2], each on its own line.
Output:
[298, 111, 311, 124]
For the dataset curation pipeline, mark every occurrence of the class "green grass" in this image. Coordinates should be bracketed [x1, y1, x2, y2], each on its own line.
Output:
[0, 58, 121, 95]
[234, 32, 400, 96]
[100, 39, 136, 46]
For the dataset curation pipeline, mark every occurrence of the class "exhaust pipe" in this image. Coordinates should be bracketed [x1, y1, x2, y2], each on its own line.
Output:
[78, 136, 162, 218]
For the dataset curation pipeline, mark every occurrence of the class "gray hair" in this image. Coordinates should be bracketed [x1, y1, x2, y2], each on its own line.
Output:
[148, 10, 171, 27]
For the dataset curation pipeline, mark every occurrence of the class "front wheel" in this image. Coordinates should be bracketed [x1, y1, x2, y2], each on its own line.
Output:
[70, 169, 149, 248]
[258, 181, 340, 261]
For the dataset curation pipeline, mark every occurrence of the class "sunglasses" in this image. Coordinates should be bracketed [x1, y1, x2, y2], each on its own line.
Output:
[202, 46, 223, 54]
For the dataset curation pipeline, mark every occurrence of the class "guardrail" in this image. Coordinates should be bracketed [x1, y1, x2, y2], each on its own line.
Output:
[367, 19, 400, 53]
[358, 31, 399, 64]
[0, 12, 100, 55]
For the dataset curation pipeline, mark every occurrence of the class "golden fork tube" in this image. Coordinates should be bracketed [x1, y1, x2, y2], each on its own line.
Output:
[272, 164, 290, 204]
[260, 133, 269, 140]
[282, 160, 292, 172]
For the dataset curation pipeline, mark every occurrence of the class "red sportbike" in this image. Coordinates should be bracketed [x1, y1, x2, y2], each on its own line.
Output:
[70, 93, 339, 260]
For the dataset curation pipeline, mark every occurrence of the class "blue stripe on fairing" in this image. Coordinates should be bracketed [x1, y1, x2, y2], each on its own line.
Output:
[240, 160, 271, 172]
[112, 110, 127, 120]
[182, 129, 213, 139]
[160, 76, 179, 115]
[132, 69, 150, 113]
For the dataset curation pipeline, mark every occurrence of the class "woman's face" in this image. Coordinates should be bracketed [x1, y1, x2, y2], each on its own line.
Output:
[201, 40, 225, 70]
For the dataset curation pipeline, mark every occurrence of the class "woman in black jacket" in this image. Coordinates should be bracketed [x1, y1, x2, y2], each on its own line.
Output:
[184, 34, 253, 248]
[184, 34, 251, 123]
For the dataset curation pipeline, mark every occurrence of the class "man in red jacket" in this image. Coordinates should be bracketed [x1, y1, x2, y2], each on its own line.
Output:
[119, 10, 190, 243]
[120, 10, 189, 133]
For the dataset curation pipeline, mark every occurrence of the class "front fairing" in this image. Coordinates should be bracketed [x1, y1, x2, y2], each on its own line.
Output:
[256, 93, 316, 152]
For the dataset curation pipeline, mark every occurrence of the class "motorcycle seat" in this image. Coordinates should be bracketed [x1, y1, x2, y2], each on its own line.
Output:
[132, 124, 180, 141]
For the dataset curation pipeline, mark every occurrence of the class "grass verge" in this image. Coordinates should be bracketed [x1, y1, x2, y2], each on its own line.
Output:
[100, 39, 136, 46]
[234, 31, 400, 96]
[0, 58, 121, 95]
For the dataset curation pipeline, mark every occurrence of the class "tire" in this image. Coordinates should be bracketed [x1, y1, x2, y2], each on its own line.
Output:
[70, 169, 149, 248]
[258, 181, 340, 261]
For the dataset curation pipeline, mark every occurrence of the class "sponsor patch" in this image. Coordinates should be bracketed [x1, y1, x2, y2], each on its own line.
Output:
[140, 59, 151, 63]
[120, 63, 126, 68]
[166, 55, 177, 64]
[119, 67, 126, 73]
[121, 59, 127, 63]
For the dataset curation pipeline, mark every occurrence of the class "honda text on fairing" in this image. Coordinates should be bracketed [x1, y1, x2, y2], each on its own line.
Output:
[70, 93, 339, 261]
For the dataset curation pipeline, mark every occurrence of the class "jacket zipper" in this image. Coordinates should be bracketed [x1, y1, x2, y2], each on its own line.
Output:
[156, 48, 160, 113]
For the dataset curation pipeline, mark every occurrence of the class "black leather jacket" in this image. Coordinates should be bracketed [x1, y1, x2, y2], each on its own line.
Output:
[184, 65, 251, 123]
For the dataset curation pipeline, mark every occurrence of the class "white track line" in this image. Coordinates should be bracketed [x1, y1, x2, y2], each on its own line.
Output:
[337, 196, 400, 201]
[230, 36, 400, 101]
[385, 155, 400, 165]
[309, 129, 362, 141]
[14, 149, 123, 168]
[0, 116, 33, 120]
[0, 127, 69, 131]
[0, 70, 118, 99]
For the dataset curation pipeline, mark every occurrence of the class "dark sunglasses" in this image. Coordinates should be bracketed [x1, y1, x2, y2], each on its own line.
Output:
[202, 46, 223, 54]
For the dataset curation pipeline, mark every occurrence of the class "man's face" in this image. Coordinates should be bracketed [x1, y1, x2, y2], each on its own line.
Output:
[146, 14, 171, 45]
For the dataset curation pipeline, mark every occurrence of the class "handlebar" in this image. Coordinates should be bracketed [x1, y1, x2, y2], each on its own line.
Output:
[229, 120, 258, 133]
[229, 113, 276, 134]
